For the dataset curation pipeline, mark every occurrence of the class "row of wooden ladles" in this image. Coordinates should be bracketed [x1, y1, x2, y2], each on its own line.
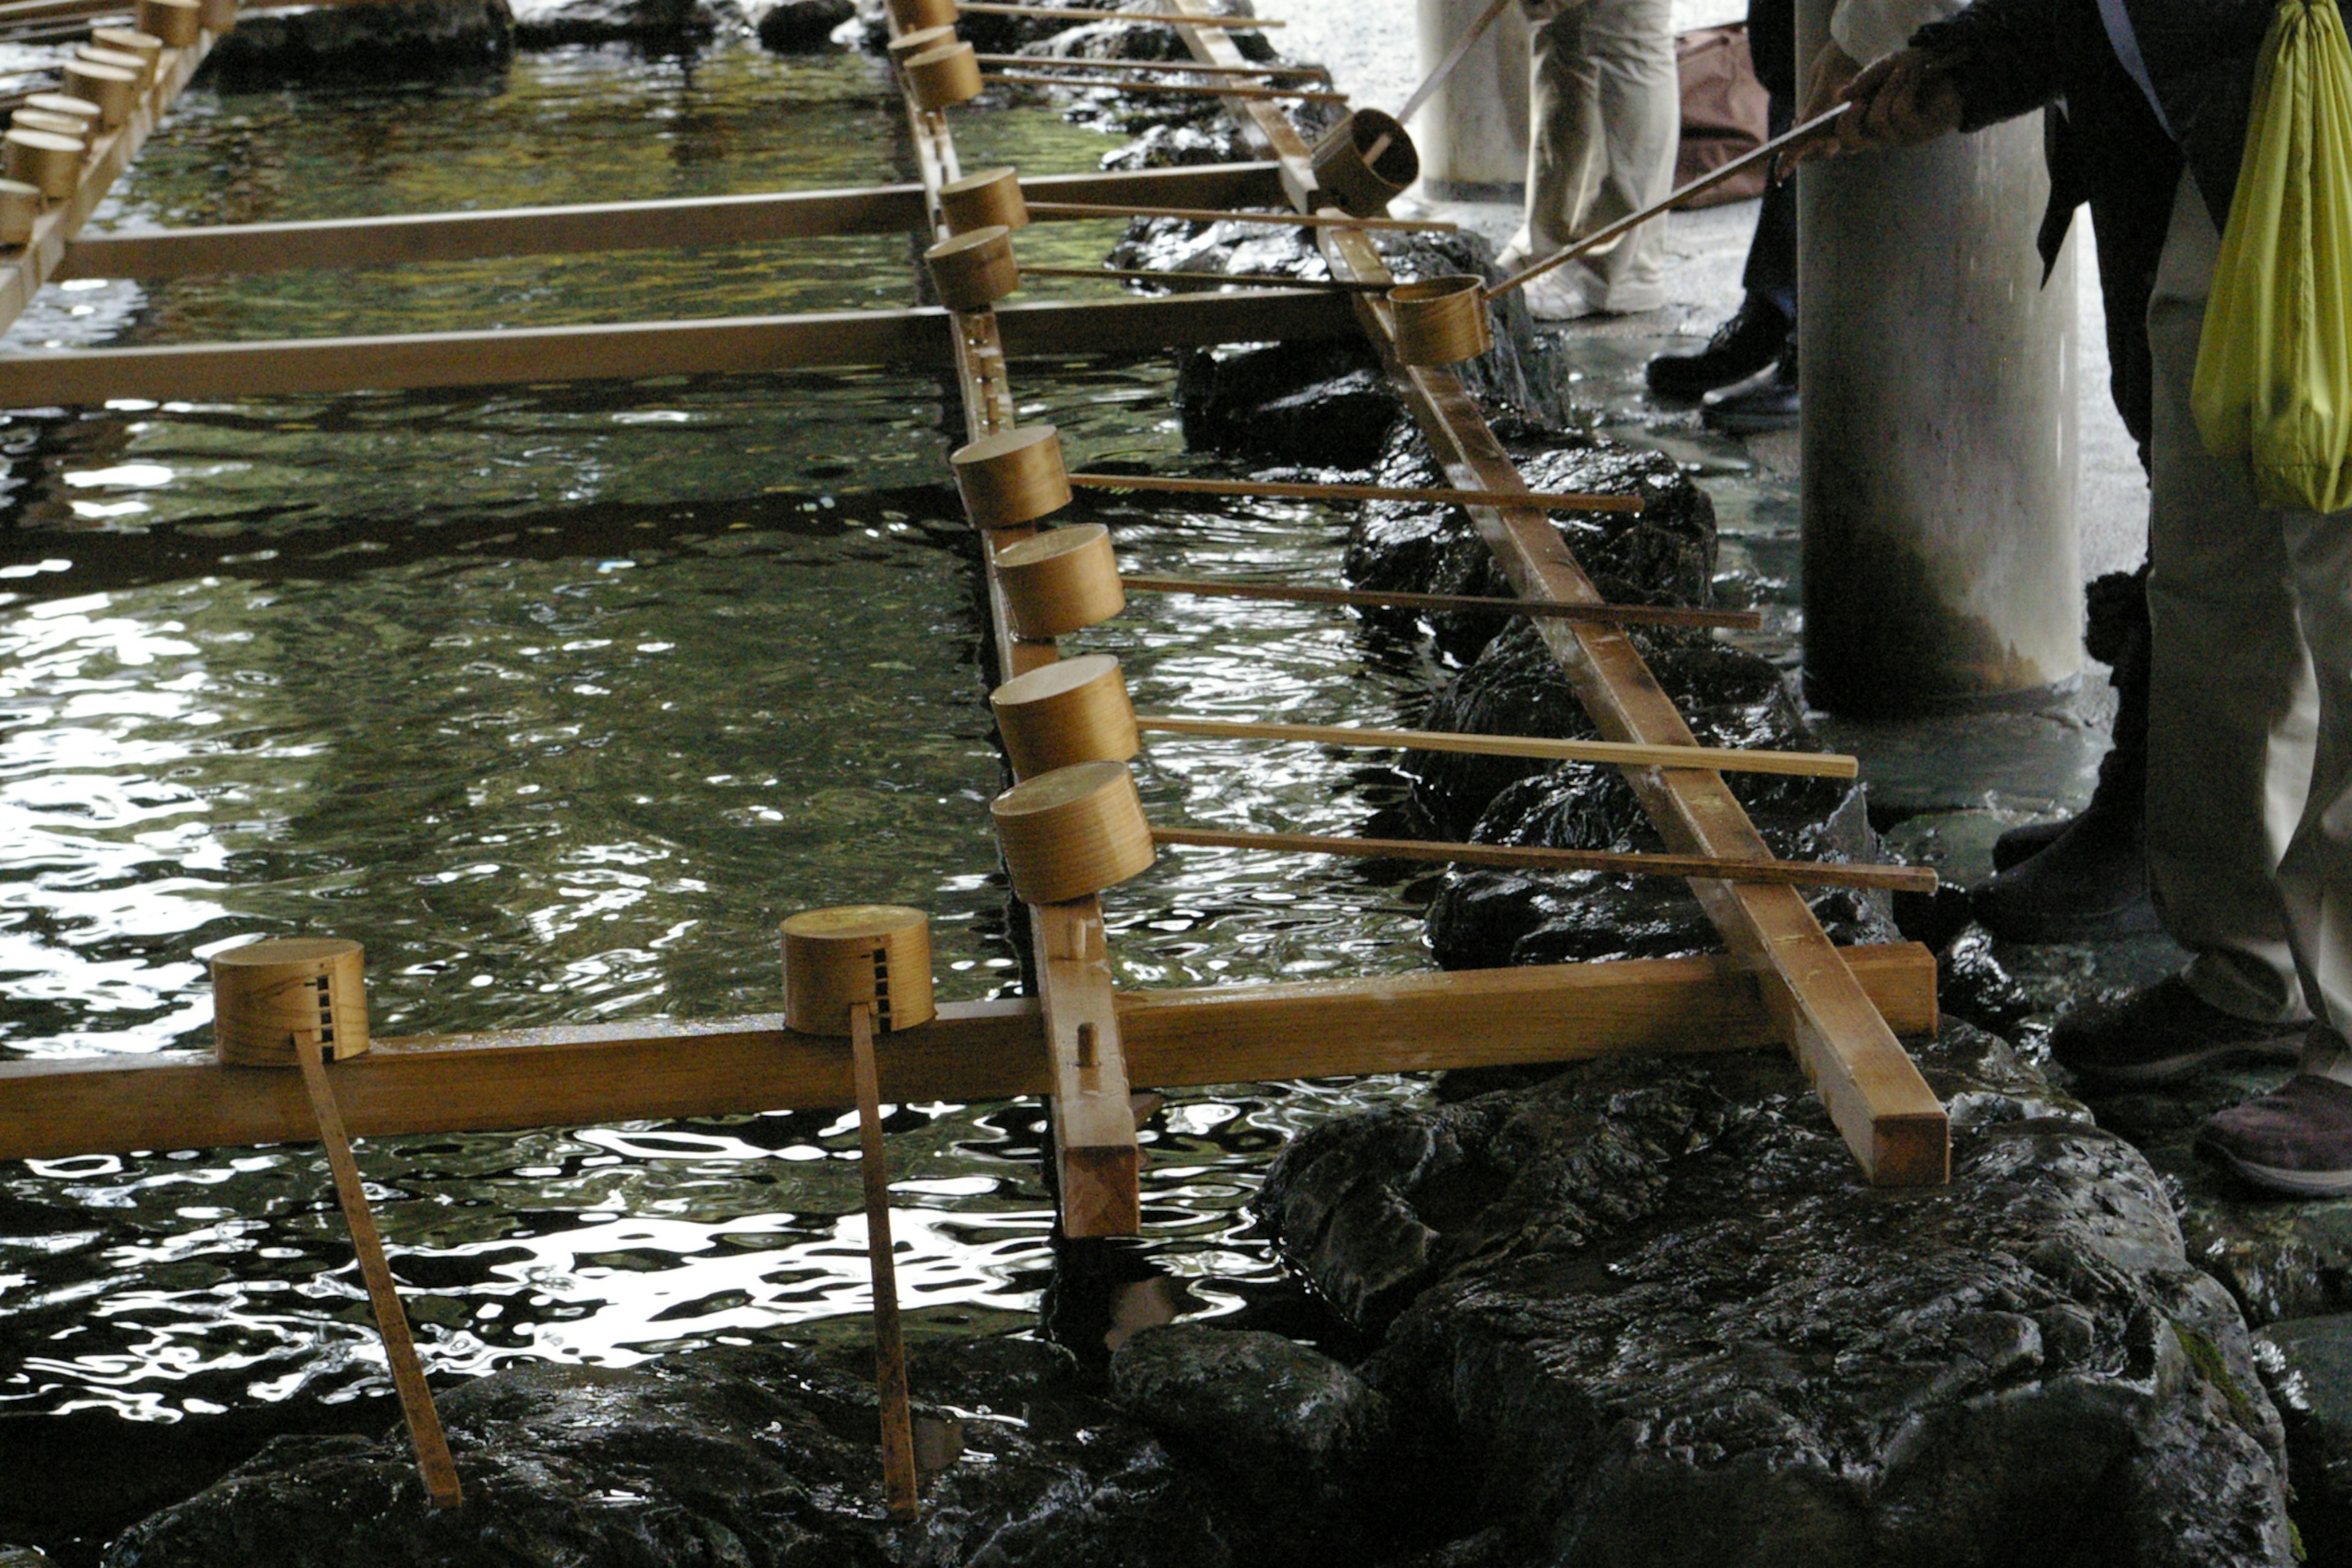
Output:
[0, 0, 232, 244]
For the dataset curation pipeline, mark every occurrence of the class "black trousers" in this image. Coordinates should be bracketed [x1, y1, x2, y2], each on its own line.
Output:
[1741, 0, 1797, 311]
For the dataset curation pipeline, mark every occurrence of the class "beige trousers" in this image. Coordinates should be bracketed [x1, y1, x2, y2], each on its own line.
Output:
[2145, 170, 2352, 1071]
[1506, 0, 1678, 311]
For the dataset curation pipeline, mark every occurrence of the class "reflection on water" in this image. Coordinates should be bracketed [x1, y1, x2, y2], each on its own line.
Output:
[0, 42, 1441, 1425]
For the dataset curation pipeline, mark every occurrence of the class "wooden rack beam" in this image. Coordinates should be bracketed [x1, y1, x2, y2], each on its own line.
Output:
[0, 288, 1357, 405]
[1133, 714, 1858, 780]
[0, 944, 1937, 1161]
[1069, 471, 1641, 513]
[57, 164, 1292, 279]
[1165, 0, 1948, 1185]
[896, 22, 1142, 1238]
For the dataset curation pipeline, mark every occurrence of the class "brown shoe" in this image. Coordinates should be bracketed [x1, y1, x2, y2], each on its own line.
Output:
[2049, 975, 2307, 1087]
[2198, 1070, 2352, 1195]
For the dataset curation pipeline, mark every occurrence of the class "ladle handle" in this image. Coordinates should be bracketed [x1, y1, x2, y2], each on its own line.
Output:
[1392, 0, 1518, 129]
[1150, 826, 1937, 893]
[295, 1033, 464, 1511]
[1487, 104, 1849, 301]
[850, 1002, 921, 1522]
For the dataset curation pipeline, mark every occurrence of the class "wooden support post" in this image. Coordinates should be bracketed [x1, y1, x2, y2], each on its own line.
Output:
[295, 1035, 464, 1510]
[848, 1004, 919, 1521]
[1163, 0, 1949, 1185]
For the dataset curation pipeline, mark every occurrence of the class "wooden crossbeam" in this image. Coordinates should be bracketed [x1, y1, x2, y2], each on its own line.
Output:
[1165, 0, 1948, 1185]
[0, 945, 1937, 1161]
[0, 288, 1355, 405]
[56, 164, 1292, 279]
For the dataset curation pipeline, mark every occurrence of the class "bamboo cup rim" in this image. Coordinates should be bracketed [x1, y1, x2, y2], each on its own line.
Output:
[23, 94, 103, 124]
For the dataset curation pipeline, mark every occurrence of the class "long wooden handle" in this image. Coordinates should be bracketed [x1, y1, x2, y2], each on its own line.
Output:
[971, 54, 1329, 80]
[1133, 713, 1856, 779]
[294, 1035, 464, 1511]
[1025, 265, 1392, 293]
[1121, 573, 1758, 630]
[1068, 471, 1638, 513]
[1490, 105, 1849, 300]
[959, 2, 1281, 24]
[1393, 0, 1518, 125]
[850, 1003, 919, 1523]
[984, 72, 1345, 102]
[1151, 826, 1936, 893]
[1027, 201, 1456, 233]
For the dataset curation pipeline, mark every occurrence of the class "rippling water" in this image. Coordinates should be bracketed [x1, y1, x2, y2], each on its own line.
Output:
[0, 40, 1445, 1438]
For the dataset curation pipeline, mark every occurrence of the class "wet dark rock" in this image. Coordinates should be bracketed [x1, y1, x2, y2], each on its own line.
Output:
[1173, 341, 1399, 467]
[509, 0, 733, 46]
[103, 1338, 1255, 1568]
[752, 0, 852, 50]
[208, 0, 511, 77]
[1109, 1323, 1393, 1556]
[1099, 121, 1259, 170]
[1426, 775, 1891, 970]
[1259, 1022, 2294, 1565]
[2081, 1063, 2352, 1330]
[1346, 417, 1716, 665]
[2255, 1315, 2352, 1566]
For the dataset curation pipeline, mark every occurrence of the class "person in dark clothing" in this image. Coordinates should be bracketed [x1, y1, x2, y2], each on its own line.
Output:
[1825, 0, 2352, 1193]
[1643, 0, 1801, 431]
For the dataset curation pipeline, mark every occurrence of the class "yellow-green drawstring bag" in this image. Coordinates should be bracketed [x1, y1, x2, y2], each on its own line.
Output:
[2192, 0, 2352, 514]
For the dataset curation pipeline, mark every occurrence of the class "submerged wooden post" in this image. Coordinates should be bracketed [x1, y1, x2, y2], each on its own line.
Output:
[780, 905, 932, 1523]
[211, 938, 464, 1510]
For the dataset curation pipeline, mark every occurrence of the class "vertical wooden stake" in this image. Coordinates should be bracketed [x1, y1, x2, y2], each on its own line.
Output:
[293, 1032, 464, 1510]
[849, 1001, 920, 1521]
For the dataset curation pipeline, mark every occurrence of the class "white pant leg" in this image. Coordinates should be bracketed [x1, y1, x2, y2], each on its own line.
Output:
[1507, 0, 1677, 311]
[2144, 168, 2320, 1025]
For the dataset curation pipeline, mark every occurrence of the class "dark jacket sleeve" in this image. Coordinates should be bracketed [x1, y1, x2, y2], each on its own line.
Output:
[1909, 0, 2073, 130]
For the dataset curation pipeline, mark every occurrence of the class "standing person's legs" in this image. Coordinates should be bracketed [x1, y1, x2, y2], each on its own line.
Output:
[2141, 173, 2314, 1025]
[1559, 0, 1676, 310]
[1504, 0, 1676, 314]
[1649, 0, 1795, 397]
[2051, 168, 2315, 1087]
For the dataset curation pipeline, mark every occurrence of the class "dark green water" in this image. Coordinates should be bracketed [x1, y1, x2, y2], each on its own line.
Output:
[0, 42, 1443, 1428]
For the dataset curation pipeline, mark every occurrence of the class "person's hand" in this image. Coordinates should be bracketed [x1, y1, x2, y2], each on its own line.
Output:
[1841, 47, 1964, 150]
[1801, 40, 1861, 124]
[1785, 42, 1863, 164]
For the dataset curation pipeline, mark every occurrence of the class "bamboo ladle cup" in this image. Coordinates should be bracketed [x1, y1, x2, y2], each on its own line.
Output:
[1310, 0, 1517, 215]
[780, 905, 933, 1522]
[210, 939, 464, 1511]
[1388, 105, 1851, 367]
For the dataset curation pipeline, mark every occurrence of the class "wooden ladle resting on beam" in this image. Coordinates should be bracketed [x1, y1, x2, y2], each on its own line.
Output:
[781, 907, 937, 1523]
[1387, 105, 1854, 366]
[211, 940, 463, 1511]
[1152, 826, 1937, 894]
[990, 654, 1857, 783]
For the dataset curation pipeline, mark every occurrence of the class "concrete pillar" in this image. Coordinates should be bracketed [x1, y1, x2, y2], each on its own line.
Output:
[1795, 0, 2081, 715]
[1415, 0, 1531, 197]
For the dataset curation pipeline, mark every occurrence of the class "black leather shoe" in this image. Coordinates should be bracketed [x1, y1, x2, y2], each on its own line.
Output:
[2052, 975, 2306, 1087]
[1992, 817, 2070, 872]
[1645, 298, 1788, 399]
[1702, 335, 1798, 434]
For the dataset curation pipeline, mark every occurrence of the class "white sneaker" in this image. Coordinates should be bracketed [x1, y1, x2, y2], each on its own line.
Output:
[1521, 269, 1595, 321]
